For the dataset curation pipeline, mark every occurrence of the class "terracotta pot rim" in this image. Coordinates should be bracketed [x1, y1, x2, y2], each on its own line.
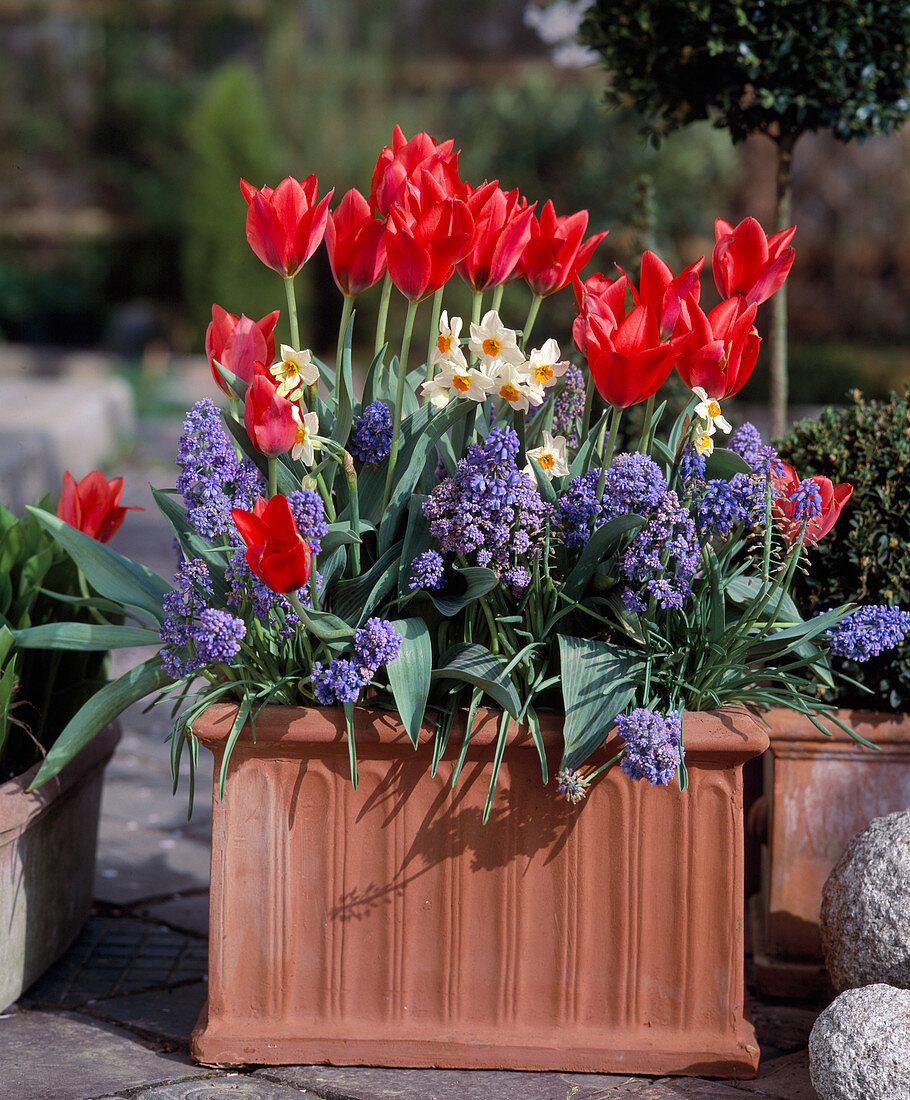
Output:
[762, 706, 910, 744]
[0, 722, 121, 841]
[191, 701, 768, 762]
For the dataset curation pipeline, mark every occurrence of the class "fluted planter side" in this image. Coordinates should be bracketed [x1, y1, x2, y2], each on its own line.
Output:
[190, 704, 766, 1077]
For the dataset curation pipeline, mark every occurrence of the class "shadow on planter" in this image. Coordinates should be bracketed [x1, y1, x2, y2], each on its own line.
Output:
[0, 723, 120, 1011]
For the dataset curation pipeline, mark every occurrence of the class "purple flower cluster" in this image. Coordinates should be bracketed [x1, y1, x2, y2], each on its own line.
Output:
[311, 618, 403, 705]
[159, 558, 245, 679]
[825, 605, 910, 662]
[679, 444, 706, 483]
[728, 422, 763, 467]
[409, 549, 445, 591]
[621, 490, 699, 610]
[351, 401, 393, 465]
[556, 454, 667, 548]
[616, 708, 683, 786]
[789, 478, 823, 521]
[556, 767, 591, 804]
[176, 400, 262, 541]
[287, 489, 328, 554]
[423, 427, 551, 594]
[696, 473, 766, 537]
[550, 364, 586, 447]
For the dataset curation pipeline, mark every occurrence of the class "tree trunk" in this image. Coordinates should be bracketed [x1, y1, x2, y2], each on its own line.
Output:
[769, 132, 798, 442]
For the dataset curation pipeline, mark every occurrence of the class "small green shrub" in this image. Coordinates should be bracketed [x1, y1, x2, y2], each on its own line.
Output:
[779, 386, 910, 709]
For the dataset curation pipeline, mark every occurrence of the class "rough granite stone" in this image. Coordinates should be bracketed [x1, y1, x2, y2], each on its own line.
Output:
[808, 984, 910, 1100]
[820, 809, 910, 990]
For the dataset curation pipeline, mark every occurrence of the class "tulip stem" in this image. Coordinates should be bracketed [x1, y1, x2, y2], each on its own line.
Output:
[522, 294, 543, 350]
[283, 276, 300, 349]
[596, 405, 623, 500]
[491, 284, 504, 316]
[374, 272, 393, 357]
[382, 298, 419, 512]
[336, 293, 354, 379]
[228, 397, 244, 462]
[268, 456, 277, 498]
[472, 290, 484, 326]
[315, 472, 337, 522]
[513, 407, 526, 466]
[425, 287, 444, 382]
[581, 371, 595, 441]
[638, 394, 655, 454]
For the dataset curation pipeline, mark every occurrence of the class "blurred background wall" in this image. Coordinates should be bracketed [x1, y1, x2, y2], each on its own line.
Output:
[0, 0, 907, 404]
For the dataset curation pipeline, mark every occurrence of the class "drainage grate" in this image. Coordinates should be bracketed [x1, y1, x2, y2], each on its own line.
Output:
[21, 916, 208, 1009]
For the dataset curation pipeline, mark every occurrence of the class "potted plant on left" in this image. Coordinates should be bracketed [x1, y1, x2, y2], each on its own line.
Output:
[0, 471, 143, 1009]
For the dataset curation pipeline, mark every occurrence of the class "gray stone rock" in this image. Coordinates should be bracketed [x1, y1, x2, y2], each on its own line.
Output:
[820, 809, 910, 990]
[808, 984, 910, 1100]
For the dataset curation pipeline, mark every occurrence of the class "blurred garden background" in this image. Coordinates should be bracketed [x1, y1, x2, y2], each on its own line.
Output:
[1, 0, 908, 414]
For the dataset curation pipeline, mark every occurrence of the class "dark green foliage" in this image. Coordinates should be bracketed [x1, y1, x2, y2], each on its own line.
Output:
[580, 0, 910, 144]
[779, 386, 910, 709]
[0, 501, 109, 779]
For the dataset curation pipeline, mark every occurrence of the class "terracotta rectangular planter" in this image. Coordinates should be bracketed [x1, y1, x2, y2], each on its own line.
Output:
[190, 704, 767, 1077]
[754, 707, 910, 996]
[0, 722, 120, 1011]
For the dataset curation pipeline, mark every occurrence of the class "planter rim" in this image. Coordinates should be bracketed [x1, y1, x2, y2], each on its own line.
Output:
[192, 701, 768, 763]
[0, 722, 121, 843]
[762, 706, 910, 745]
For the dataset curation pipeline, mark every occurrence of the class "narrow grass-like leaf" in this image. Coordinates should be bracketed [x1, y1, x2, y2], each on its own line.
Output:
[218, 693, 252, 801]
[431, 643, 520, 717]
[482, 710, 512, 824]
[344, 700, 358, 789]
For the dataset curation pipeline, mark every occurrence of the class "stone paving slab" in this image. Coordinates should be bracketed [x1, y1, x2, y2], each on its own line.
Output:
[87, 981, 207, 1047]
[257, 1065, 646, 1100]
[732, 1051, 815, 1099]
[94, 1077, 316, 1099]
[95, 819, 210, 905]
[135, 893, 211, 937]
[0, 1009, 210, 1100]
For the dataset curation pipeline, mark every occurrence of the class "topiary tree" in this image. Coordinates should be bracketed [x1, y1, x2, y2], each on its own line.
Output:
[779, 385, 910, 710]
[580, 0, 910, 438]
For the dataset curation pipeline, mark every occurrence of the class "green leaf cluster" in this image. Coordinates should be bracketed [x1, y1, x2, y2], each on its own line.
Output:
[779, 385, 910, 709]
[580, 1, 910, 145]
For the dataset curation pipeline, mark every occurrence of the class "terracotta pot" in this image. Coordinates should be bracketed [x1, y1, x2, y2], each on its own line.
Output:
[753, 707, 910, 998]
[0, 722, 120, 1011]
[190, 703, 767, 1076]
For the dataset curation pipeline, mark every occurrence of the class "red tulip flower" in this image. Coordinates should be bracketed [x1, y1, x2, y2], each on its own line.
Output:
[244, 363, 298, 457]
[772, 462, 853, 547]
[370, 125, 465, 218]
[385, 171, 474, 303]
[57, 470, 143, 543]
[324, 188, 387, 297]
[585, 306, 687, 408]
[231, 495, 313, 595]
[623, 251, 704, 338]
[240, 175, 334, 278]
[674, 295, 761, 400]
[205, 304, 280, 395]
[712, 216, 796, 305]
[572, 272, 629, 356]
[456, 181, 536, 293]
[518, 201, 608, 297]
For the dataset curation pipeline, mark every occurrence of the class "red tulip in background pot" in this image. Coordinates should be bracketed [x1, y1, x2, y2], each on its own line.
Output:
[190, 704, 767, 1076]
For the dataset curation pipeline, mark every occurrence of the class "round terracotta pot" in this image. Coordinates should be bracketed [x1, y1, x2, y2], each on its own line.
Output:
[190, 703, 767, 1076]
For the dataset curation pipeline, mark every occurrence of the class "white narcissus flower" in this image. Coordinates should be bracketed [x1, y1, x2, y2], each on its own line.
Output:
[692, 386, 732, 434]
[291, 407, 320, 465]
[429, 311, 467, 370]
[419, 365, 494, 406]
[271, 345, 320, 400]
[525, 432, 570, 480]
[526, 338, 570, 388]
[469, 309, 524, 369]
[491, 361, 545, 413]
[417, 377, 451, 408]
[693, 429, 715, 457]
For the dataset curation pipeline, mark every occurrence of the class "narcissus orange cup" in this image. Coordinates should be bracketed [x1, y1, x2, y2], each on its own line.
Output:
[57, 470, 143, 543]
[231, 495, 313, 595]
